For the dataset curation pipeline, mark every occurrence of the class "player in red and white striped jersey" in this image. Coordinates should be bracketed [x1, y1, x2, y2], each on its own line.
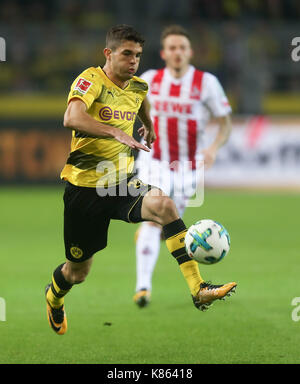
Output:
[134, 25, 233, 307]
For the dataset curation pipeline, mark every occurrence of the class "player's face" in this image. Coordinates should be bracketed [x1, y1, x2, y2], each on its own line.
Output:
[108, 40, 143, 81]
[161, 35, 193, 71]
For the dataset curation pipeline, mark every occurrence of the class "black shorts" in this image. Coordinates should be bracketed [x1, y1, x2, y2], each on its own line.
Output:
[63, 177, 153, 262]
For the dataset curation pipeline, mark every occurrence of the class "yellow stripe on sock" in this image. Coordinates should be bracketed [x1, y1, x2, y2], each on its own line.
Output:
[165, 229, 187, 253]
[46, 287, 64, 309]
[51, 276, 70, 297]
[165, 229, 204, 296]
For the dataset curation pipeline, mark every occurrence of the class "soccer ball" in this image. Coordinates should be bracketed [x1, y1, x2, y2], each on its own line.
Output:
[185, 219, 230, 264]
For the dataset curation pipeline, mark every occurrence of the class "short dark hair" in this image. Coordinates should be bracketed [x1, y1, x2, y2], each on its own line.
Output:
[106, 24, 145, 50]
[161, 25, 191, 46]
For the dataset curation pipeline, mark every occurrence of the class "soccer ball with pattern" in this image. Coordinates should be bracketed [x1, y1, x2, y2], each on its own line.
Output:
[185, 219, 230, 264]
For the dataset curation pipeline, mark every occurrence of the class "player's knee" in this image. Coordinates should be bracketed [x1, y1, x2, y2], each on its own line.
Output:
[142, 193, 178, 225]
[73, 271, 88, 284]
[63, 263, 90, 284]
[157, 196, 177, 219]
[69, 269, 88, 284]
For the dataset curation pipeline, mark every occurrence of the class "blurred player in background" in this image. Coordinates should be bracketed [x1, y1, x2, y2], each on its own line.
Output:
[44, 24, 236, 335]
[134, 25, 232, 307]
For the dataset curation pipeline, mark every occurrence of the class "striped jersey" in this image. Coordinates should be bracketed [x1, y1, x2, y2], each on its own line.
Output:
[139, 65, 231, 169]
[60, 66, 148, 187]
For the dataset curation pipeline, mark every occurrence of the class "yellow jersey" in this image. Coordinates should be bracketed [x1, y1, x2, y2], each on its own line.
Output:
[61, 66, 148, 188]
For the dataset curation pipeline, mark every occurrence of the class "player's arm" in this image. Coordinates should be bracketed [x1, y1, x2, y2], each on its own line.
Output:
[137, 97, 156, 149]
[201, 73, 232, 169]
[202, 114, 232, 169]
[64, 99, 149, 152]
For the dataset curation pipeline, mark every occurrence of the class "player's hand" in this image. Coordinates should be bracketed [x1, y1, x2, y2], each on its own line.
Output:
[114, 129, 150, 152]
[137, 125, 156, 149]
[201, 147, 217, 169]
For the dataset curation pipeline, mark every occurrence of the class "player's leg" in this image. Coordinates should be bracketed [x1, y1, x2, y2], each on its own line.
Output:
[134, 158, 170, 306]
[45, 258, 94, 335]
[134, 221, 161, 307]
[45, 182, 110, 334]
[140, 188, 204, 293]
[46, 258, 93, 307]
[45, 262, 73, 335]
[141, 188, 237, 311]
[46, 257, 96, 334]
[134, 191, 187, 307]
[62, 258, 94, 284]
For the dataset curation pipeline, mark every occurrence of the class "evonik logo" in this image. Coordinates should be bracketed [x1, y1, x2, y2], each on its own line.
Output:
[99, 106, 137, 122]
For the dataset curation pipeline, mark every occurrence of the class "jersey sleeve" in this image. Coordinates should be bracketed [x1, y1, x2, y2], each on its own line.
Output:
[201, 73, 232, 117]
[67, 68, 101, 110]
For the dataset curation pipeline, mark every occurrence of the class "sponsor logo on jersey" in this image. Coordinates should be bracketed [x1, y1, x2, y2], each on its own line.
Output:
[153, 100, 193, 114]
[74, 78, 92, 94]
[99, 107, 137, 122]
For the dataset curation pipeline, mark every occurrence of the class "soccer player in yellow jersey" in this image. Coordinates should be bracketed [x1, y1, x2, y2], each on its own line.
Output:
[45, 25, 237, 335]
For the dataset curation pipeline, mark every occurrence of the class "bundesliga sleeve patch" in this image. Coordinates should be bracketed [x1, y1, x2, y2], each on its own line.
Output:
[74, 78, 92, 94]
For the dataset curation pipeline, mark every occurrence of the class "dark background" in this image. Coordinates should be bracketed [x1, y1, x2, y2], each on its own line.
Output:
[1, 0, 299, 113]
[0, 0, 299, 183]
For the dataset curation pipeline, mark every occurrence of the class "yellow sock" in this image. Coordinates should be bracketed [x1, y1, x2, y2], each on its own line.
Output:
[46, 264, 73, 309]
[179, 260, 204, 296]
[163, 219, 204, 296]
[46, 284, 64, 309]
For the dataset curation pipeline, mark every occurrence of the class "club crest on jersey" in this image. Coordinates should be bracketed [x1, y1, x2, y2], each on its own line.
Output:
[151, 82, 161, 94]
[74, 78, 92, 94]
[190, 86, 201, 99]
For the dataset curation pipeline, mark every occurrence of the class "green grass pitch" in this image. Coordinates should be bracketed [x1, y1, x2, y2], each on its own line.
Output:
[0, 186, 299, 364]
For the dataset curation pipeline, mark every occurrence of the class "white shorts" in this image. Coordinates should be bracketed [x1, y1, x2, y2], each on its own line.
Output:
[136, 156, 204, 216]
